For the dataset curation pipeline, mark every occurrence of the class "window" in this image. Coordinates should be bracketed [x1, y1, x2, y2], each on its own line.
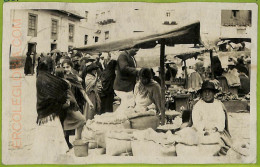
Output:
[95, 36, 99, 43]
[232, 10, 239, 18]
[105, 31, 109, 40]
[85, 11, 88, 22]
[51, 19, 58, 40]
[68, 24, 74, 42]
[96, 13, 99, 22]
[68, 45, 73, 52]
[84, 35, 88, 45]
[28, 14, 37, 37]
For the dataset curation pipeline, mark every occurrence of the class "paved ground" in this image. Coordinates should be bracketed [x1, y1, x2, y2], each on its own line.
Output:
[6, 69, 252, 164]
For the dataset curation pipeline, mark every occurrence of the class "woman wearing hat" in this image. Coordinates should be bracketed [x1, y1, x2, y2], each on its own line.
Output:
[84, 62, 102, 120]
[192, 80, 232, 155]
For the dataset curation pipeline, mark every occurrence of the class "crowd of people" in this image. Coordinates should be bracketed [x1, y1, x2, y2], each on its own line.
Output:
[31, 48, 165, 161]
[27, 48, 250, 160]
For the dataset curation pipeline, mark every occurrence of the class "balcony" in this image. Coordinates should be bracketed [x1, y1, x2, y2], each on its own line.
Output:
[163, 21, 177, 25]
[97, 18, 116, 25]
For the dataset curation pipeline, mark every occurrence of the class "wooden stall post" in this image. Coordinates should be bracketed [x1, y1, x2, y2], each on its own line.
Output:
[210, 49, 214, 79]
[160, 40, 166, 125]
[184, 60, 188, 89]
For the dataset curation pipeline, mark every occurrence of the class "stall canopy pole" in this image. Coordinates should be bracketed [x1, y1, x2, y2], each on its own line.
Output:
[160, 40, 166, 125]
[184, 60, 188, 89]
[210, 49, 214, 79]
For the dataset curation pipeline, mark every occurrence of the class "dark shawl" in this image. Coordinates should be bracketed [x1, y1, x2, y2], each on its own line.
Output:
[36, 71, 69, 123]
[100, 60, 117, 97]
[64, 73, 85, 112]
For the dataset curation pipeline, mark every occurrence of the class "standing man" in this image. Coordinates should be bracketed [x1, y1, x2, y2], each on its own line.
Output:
[32, 52, 36, 75]
[99, 54, 105, 70]
[113, 48, 139, 112]
[104, 52, 112, 69]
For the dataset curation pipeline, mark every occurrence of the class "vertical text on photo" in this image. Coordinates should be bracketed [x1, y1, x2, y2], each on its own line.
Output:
[11, 19, 22, 149]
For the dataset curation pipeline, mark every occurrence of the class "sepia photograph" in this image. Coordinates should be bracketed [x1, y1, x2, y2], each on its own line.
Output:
[2, 2, 257, 164]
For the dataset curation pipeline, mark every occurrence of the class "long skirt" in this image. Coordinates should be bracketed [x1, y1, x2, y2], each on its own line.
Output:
[31, 117, 68, 163]
[63, 110, 86, 131]
[83, 92, 100, 120]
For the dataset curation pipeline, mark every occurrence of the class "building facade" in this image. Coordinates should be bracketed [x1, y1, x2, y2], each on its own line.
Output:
[10, 9, 92, 56]
[220, 10, 252, 39]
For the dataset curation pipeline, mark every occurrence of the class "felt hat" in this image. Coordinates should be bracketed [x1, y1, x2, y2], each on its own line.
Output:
[86, 63, 99, 72]
[198, 80, 220, 93]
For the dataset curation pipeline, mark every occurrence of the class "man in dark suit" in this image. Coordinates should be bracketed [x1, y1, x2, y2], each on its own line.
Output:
[113, 48, 139, 112]
[104, 52, 111, 69]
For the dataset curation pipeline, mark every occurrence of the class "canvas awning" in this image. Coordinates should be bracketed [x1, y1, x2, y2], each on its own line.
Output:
[74, 21, 201, 54]
[174, 49, 208, 61]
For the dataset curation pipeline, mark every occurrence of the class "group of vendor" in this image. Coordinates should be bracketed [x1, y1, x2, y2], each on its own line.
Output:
[33, 48, 248, 160]
[162, 53, 250, 96]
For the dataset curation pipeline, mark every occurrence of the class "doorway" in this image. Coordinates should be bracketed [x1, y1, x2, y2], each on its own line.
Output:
[28, 43, 36, 54]
[51, 43, 57, 51]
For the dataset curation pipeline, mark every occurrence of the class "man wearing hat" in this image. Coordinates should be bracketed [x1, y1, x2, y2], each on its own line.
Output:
[113, 48, 139, 112]
[81, 56, 96, 88]
[71, 52, 82, 73]
[165, 60, 178, 81]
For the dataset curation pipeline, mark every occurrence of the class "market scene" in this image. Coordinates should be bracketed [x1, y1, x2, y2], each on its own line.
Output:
[6, 3, 255, 164]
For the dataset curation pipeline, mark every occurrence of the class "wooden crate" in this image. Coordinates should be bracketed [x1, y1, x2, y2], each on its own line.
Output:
[223, 100, 249, 112]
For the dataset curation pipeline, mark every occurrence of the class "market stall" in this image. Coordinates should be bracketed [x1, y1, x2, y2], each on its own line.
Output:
[165, 49, 209, 112]
[72, 21, 250, 159]
[74, 21, 202, 122]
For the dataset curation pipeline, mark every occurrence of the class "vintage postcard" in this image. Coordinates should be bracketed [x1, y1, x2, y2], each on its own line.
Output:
[2, 2, 257, 164]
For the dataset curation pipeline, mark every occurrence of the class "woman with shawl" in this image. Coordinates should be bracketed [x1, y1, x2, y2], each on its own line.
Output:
[84, 62, 102, 120]
[61, 59, 93, 148]
[31, 56, 70, 163]
[100, 60, 117, 113]
[134, 68, 165, 124]
[191, 80, 232, 155]
[24, 52, 33, 75]
[55, 68, 87, 142]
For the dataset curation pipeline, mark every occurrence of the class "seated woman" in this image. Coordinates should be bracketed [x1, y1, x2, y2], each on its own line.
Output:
[191, 80, 232, 155]
[134, 68, 165, 124]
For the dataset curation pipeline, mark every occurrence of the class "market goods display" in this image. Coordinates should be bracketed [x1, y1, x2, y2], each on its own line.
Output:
[176, 143, 221, 157]
[83, 112, 131, 148]
[105, 130, 135, 156]
[216, 92, 238, 101]
[125, 108, 156, 119]
[93, 112, 128, 124]
[129, 115, 160, 130]
[132, 128, 175, 145]
[131, 128, 176, 156]
[132, 140, 176, 157]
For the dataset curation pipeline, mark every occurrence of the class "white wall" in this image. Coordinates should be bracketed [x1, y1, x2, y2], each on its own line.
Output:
[10, 9, 86, 56]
